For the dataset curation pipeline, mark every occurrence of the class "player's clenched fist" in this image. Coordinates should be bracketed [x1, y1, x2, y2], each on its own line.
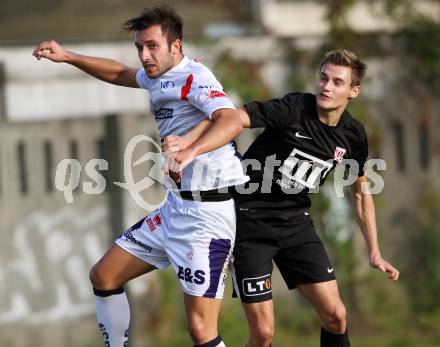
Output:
[162, 135, 187, 154]
[32, 40, 69, 62]
[162, 147, 198, 183]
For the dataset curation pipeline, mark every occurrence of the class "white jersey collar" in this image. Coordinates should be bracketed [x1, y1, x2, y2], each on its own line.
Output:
[161, 55, 190, 77]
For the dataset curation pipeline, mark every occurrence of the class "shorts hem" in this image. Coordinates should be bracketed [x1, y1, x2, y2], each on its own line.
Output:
[288, 276, 337, 290]
[182, 288, 224, 299]
[235, 294, 273, 304]
[114, 240, 168, 270]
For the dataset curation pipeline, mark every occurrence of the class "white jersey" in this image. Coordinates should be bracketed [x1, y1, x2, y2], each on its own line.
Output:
[136, 56, 248, 191]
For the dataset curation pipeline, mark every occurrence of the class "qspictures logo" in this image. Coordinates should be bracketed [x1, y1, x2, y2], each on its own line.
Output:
[54, 135, 178, 211]
[54, 135, 387, 210]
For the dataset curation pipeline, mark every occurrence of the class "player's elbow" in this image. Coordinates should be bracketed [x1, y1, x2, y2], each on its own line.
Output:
[231, 116, 244, 137]
[226, 110, 244, 137]
[114, 67, 138, 88]
[213, 109, 244, 138]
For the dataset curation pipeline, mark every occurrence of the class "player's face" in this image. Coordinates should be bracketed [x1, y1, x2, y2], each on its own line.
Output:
[134, 25, 182, 78]
[315, 63, 360, 112]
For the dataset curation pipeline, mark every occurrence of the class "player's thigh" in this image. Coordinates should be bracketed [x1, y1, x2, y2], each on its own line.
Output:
[274, 222, 335, 290]
[183, 293, 223, 327]
[115, 210, 171, 269]
[91, 243, 156, 288]
[92, 210, 170, 287]
[231, 215, 277, 304]
[297, 280, 344, 316]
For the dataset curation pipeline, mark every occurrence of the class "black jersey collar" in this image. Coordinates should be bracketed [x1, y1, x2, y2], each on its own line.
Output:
[308, 94, 348, 130]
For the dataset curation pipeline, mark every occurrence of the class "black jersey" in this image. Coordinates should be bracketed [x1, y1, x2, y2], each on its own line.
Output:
[235, 92, 368, 211]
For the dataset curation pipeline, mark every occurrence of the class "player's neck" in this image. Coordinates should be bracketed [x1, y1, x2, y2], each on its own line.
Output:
[176, 52, 184, 62]
[172, 52, 184, 67]
[159, 53, 184, 77]
[316, 105, 346, 127]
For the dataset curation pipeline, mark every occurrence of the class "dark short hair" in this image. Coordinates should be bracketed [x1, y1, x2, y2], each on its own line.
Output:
[123, 5, 183, 47]
[319, 49, 367, 86]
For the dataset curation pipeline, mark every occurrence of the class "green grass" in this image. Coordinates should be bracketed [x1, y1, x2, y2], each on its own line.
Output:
[146, 270, 440, 347]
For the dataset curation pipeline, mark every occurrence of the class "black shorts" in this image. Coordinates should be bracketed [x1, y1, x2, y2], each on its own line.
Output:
[231, 207, 336, 303]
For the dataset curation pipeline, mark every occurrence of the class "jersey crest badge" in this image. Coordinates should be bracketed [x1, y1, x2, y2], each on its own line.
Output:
[334, 147, 346, 163]
[160, 80, 175, 89]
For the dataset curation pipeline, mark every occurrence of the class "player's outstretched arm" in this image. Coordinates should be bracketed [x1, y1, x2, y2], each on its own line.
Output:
[352, 176, 400, 282]
[32, 40, 139, 88]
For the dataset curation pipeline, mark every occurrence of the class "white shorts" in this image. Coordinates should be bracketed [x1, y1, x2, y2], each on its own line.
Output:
[115, 192, 236, 299]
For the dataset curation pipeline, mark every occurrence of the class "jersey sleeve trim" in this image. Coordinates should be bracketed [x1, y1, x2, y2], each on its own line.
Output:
[206, 104, 237, 119]
[244, 102, 263, 128]
[186, 69, 235, 119]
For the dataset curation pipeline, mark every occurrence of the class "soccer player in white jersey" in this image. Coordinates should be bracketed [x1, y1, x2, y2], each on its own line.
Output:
[33, 5, 248, 347]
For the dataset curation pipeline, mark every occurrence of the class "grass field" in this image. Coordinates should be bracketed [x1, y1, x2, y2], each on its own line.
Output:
[147, 269, 440, 347]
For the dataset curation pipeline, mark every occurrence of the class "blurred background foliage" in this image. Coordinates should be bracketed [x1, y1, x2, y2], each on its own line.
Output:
[214, 50, 273, 104]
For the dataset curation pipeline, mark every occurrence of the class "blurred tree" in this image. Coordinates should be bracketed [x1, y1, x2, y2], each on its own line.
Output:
[403, 191, 440, 316]
[399, 17, 440, 93]
[214, 50, 272, 103]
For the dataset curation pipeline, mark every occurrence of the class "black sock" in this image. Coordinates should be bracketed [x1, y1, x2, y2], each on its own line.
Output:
[320, 327, 350, 347]
[195, 335, 223, 347]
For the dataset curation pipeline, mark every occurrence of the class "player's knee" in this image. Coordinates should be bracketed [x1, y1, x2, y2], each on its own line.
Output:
[187, 319, 212, 344]
[250, 322, 274, 345]
[89, 264, 115, 290]
[89, 264, 102, 287]
[321, 304, 347, 334]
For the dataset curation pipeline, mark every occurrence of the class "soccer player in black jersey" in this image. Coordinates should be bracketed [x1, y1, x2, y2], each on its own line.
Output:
[163, 49, 399, 347]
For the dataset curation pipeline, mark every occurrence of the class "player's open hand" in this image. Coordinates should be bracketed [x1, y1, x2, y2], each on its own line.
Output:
[32, 40, 68, 63]
[369, 254, 400, 282]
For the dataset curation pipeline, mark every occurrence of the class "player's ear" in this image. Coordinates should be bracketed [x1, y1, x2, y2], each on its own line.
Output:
[171, 39, 182, 55]
[349, 85, 360, 99]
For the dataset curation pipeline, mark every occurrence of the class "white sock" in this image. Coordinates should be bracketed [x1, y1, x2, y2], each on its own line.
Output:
[94, 287, 130, 347]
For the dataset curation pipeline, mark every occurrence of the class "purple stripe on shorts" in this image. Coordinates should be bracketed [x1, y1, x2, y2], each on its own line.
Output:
[203, 238, 232, 298]
[231, 140, 243, 160]
[129, 217, 146, 231]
